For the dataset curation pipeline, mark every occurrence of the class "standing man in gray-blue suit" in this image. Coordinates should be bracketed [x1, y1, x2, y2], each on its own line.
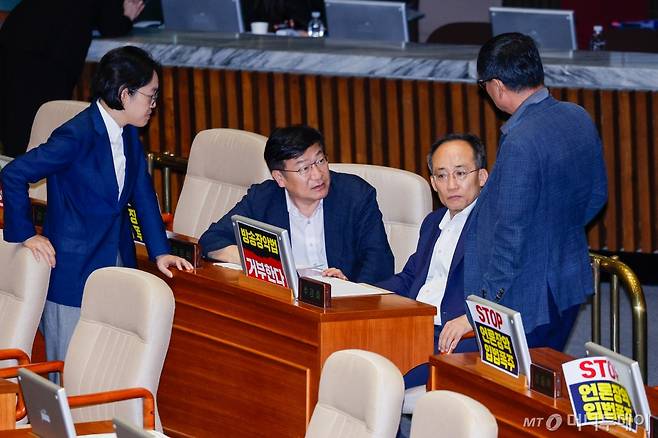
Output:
[465, 33, 608, 350]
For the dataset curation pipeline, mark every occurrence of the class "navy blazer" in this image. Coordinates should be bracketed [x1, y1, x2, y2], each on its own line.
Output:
[1, 103, 169, 307]
[377, 207, 468, 324]
[464, 92, 608, 332]
[199, 171, 394, 284]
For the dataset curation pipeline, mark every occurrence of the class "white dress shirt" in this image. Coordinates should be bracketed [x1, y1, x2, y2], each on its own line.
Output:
[96, 101, 125, 199]
[285, 190, 328, 270]
[416, 200, 477, 325]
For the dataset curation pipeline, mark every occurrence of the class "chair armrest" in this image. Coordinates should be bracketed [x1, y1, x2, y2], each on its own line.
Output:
[0, 349, 30, 366]
[0, 360, 65, 421]
[0, 360, 64, 379]
[161, 212, 174, 231]
[68, 387, 155, 430]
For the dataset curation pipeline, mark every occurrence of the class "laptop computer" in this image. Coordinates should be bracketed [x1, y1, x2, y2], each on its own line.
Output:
[232, 215, 299, 297]
[161, 0, 244, 33]
[325, 0, 409, 43]
[18, 368, 76, 438]
[489, 7, 577, 51]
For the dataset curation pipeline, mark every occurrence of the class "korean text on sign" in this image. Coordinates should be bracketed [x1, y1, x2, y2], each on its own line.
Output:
[477, 324, 518, 375]
[241, 228, 278, 254]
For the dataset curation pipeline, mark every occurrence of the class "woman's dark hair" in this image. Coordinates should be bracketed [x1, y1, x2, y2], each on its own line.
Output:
[477, 32, 544, 92]
[92, 46, 160, 110]
[264, 125, 325, 171]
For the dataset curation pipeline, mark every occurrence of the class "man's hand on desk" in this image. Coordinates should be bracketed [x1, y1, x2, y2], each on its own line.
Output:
[156, 254, 194, 278]
[321, 267, 347, 280]
[438, 314, 473, 354]
[207, 245, 241, 265]
[23, 235, 56, 268]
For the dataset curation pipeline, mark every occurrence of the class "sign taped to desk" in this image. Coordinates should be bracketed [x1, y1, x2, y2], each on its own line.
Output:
[466, 295, 532, 380]
[562, 357, 638, 431]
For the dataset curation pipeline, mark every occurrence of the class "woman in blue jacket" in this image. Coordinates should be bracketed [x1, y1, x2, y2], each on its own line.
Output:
[0, 46, 192, 362]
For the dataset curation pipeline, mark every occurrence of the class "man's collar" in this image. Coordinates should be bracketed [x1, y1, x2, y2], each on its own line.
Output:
[501, 87, 549, 135]
[284, 190, 323, 219]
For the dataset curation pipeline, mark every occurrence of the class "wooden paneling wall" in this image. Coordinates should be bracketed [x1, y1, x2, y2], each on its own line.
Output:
[76, 63, 658, 254]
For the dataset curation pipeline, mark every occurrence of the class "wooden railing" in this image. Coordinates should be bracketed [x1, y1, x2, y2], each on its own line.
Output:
[75, 63, 658, 253]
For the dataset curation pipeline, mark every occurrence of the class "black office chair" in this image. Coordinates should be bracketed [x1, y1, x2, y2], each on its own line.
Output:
[426, 22, 493, 45]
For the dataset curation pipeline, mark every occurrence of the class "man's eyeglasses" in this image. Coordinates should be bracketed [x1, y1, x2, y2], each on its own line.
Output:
[432, 168, 479, 183]
[277, 155, 329, 178]
[477, 78, 496, 91]
[134, 89, 159, 105]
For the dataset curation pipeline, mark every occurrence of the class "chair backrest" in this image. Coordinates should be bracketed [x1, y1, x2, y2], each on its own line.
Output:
[26, 100, 90, 201]
[426, 22, 493, 45]
[330, 163, 432, 272]
[0, 230, 51, 367]
[410, 390, 497, 438]
[63, 267, 174, 431]
[172, 128, 271, 238]
[305, 349, 405, 438]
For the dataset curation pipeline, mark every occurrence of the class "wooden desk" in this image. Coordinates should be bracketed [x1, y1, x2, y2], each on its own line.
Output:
[0, 203, 435, 437]
[138, 254, 435, 437]
[0, 421, 113, 437]
[429, 348, 657, 437]
[0, 379, 17, 430]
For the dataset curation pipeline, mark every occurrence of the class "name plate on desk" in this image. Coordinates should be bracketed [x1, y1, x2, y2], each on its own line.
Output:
[169, 237, 201, 268]
[298, 276, 331, 308]
[530, 363, 561, 398]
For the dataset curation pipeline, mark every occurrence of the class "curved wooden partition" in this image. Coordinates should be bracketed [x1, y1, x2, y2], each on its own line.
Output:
[76, 64, 658, 254]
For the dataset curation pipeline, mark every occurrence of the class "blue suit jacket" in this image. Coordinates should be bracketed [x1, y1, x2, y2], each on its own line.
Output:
[199, 171, 394, 284]
[464, 92, 608, 332]
[0, 103, 169, 307]
[377, 207, 468, 324]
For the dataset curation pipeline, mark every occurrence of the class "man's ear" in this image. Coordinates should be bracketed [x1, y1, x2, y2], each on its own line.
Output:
[478, 168, 489, 187]
[491, 78, 506, 100]
[271, 170, 286, 188]
[429, 175, 439, 194]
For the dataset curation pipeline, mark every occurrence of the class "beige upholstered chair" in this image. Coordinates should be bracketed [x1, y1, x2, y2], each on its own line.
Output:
[66, 267, 174, 430]
[0, 230, 51, 368]
[1, 267, 175, 430]
[25, 100, 89, 201]
[330, 164, 432, 272]
[305, 349, 405, 438]
[172, 128, 271, 238]
[410, 390, 497, 438]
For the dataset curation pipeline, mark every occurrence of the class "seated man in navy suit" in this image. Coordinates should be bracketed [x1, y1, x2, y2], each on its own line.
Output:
[378, 133, 488, 387]
[199, 125, 394, 284]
